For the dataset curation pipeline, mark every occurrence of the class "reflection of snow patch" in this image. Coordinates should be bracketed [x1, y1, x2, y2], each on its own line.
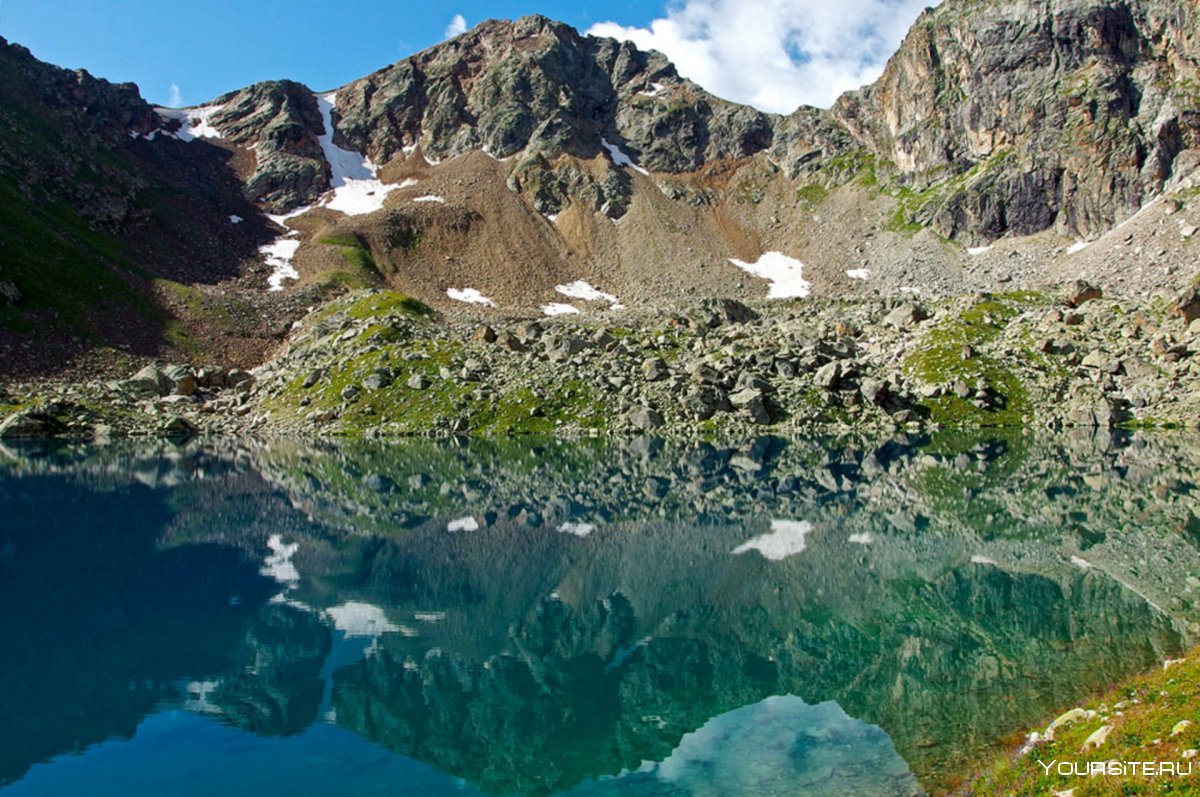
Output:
[315, 93, 400, 216]
[229, 215, 243, 224]
[732, 520, 813, 561]
[261, 237, 301, 291]
[414, 195, 446, 203]
[447, 516, 479, 532]
[558, 521, 596, 537]
[542, 303, 581, 316]
[970, 555, 998, 566]
[184, 680, 223, 715]
[324, 602, 402, 638]
[414, 611, 446, 623]
[845, 268, 870, 280]
[1070, 556, 1093, 570]
[848, 532, 873, 545]
[601, 138, 650, 176]
[261, 534, 300, 584]
[556, 280, 623, 309]
[728, 252, 811, 299]
[447, 288, 496, 306]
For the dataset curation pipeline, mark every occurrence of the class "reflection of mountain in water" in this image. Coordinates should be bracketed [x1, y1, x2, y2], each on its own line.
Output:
[0, 431, 1198, 794]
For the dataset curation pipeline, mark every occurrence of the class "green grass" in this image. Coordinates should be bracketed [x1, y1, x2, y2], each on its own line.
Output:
[795, 183, 829, 210]
[904, 299, 1033, 426]
[965, 646, 1200, 796]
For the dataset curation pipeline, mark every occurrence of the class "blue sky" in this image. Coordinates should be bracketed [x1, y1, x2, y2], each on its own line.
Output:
[0, 0, 934, 112]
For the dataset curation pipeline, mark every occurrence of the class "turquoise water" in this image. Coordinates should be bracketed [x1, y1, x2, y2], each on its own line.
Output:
[1, 432, 1197, 796]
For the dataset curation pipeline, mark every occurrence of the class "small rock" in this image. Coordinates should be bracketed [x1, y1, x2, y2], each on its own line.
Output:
[1170, 285, 1200, 324]
[302, 369, 324, 389]
[472, 325, 497, 344]
[1080, 725, 1113, 751]
[407, 373, 429, 390]
[1064, 279, 1102, 308]
[161, 415, 198, 438]
[642, 357, 670, 382]
[0, 280, 20, 306]
[814, 361, 841, 390]
[1172, 720, 1193, 737]
[885, 303, 929, 329]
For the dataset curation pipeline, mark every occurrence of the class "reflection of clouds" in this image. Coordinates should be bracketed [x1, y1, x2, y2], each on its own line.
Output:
[447, 516, 479, 532]
[558, 521, 596, 537]
[732, 520, 813, 561]
[649, 696, 919, 795]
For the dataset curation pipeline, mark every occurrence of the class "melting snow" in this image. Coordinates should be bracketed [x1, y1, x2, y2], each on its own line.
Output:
[324, 602, 402, 638]
[447, 288, 496, 306]
[229, 215, 243, 224]
[261, 535, 300, 584]
[558, 521, 596, 537]
[732, 520, 813, 561]
[556, 280, 624, 309]
[845, 268, 870, 280]
[447, 516, 480, 532]
[152, 105, 226, 142]
[542, 303, 581, 316]
[728, 252, 812, 299]
[601, 138, 650, 176]
[414, 195, 446, 203]
[262, 237, 301, 291]
[1066, 241, 1089, 255]
[315, 93, 400, 216]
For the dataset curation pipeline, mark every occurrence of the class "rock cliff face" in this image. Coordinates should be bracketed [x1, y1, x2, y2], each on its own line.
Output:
[834, 0, 1200, 241]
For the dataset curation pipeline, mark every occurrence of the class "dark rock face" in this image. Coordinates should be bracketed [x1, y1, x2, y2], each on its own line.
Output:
[832, 0, 1200, 242]
[204, 80, 329, 213]
[331, 17, 773, 172]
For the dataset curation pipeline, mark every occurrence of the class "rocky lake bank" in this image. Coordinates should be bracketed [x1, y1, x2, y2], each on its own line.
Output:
[5, 281, 1200, 442]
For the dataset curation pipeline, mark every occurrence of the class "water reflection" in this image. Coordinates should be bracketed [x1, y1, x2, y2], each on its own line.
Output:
[1, 430, 1197, 795]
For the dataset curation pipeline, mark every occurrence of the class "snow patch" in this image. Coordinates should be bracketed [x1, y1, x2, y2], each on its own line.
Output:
[601, 138, 650, 176]
[315, 93, 400, 216]
[638, 82, 667, 97]
[324, 602, 402, 638]
[266, 206, 313, 228]
[847, 532, 872, 545]
[1066, 241, 1089, 255]
[542, 303, 581, 316]
[845, 268, 870, 280]
[732, 520, 813, 561]
[152, 104, 226, 142]
[558, 521, 596, 537]
[447, 288, 496, 306]
[555, 280, 624, 309]
[414, 195, 446, 203]
[447, 516, 480, 532]
[967, 245, 993, 256]
[398, 178, 420, 188]
[728, 252, 812, 299]
[261, 237, 301, 291]
[1070, 556, 1093, 570]
[229, 215, 243, 224]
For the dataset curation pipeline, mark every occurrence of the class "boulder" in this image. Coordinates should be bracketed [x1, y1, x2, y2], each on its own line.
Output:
[627, 406, 664, 430]
[1170, 285, 1200, 325]
[642, 357, 669, 382]
[0, 410, 65, 439]
[682, 386, 730, 420]
[729, 388, 772, 424]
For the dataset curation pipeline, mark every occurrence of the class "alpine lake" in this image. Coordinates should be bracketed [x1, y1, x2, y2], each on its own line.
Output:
[1, 429, 1198, 796]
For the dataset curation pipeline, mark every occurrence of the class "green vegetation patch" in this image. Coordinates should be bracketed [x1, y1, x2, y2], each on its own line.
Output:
[965, 646, 1200, 796]
[904, 299, 1033, 427]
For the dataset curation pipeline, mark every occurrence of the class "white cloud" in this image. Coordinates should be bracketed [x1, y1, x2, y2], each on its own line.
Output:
[444, 14, 468, 39]
[588, 0, 938, 113]
[168, 82, 183, 108]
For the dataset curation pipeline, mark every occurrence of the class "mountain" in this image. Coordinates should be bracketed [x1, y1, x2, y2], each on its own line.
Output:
[0, 0, 1198, 379]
